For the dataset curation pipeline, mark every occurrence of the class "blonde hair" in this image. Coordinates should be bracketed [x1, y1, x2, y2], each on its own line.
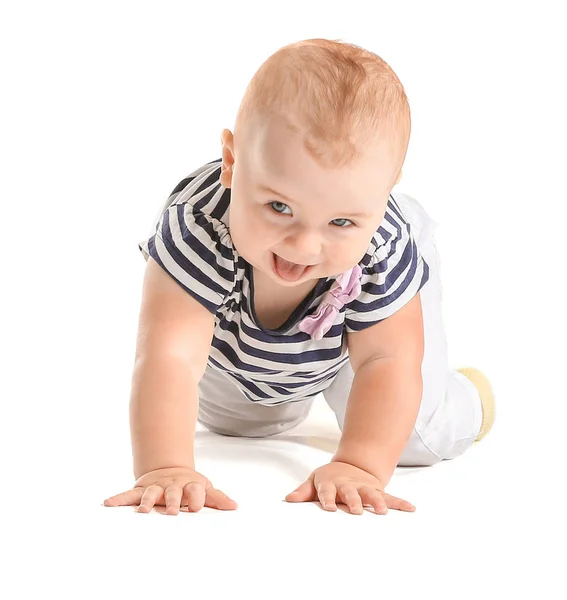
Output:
[234, 38, 411, 170]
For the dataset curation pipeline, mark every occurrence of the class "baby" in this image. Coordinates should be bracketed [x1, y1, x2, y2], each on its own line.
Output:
[104, 38, 495, 516]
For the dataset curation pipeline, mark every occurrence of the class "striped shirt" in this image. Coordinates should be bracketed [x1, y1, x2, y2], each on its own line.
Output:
[138, 159, 431, 405]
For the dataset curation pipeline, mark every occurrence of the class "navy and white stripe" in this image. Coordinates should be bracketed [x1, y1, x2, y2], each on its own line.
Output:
[139, 160, 236, 314]
[344, 195, 430, 331]
[138, 159, 430, 405]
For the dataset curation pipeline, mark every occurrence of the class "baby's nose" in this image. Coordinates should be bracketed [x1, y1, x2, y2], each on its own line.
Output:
[288, 229, 322, 262]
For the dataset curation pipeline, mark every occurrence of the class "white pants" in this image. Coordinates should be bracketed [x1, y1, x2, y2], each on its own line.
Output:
[197, 195, 483, 466]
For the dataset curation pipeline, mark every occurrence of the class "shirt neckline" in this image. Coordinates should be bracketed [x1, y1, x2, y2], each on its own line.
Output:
[246, 262, 330, 335]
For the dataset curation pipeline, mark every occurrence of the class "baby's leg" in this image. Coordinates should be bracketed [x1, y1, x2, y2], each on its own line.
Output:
[197, 364, 315, 437]
[323, 212, 483, 467]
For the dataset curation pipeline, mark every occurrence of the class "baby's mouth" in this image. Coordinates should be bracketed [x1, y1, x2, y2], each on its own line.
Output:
[272, 253, 311, 282]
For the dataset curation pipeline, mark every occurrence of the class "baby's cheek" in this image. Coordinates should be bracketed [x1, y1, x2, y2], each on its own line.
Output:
[253, 218, 276, 239]
[333, 239, 368, 267]
[235, 216, 273, 250]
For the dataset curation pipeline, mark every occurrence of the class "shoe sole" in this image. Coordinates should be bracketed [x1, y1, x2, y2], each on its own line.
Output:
[456, 367, 496, 442]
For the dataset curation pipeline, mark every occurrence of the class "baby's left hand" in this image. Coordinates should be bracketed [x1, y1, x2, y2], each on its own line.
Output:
[285, 461, 416, 515]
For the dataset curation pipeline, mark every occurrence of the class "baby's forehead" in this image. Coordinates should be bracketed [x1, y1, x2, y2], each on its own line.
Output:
[253, 131, 397, 184]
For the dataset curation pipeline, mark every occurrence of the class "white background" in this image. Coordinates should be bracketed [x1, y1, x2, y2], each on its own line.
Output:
[2, 1, 566, 598]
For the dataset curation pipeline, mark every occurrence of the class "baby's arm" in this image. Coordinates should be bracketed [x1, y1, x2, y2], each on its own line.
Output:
[334, 292, 425, 486]
[104, 256, 238, 514]
[130, 256, 215, 479]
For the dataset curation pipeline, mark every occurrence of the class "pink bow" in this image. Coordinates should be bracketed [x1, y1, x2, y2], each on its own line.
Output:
[298, 264, 363, 340]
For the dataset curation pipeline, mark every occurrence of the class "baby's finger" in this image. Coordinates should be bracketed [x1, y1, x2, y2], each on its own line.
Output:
[183, 481, 207, 512]
[358, 486, 388, 515]
[383, 492, 416, 512]
[316, 482, 338, 511]
[204, 488, 239, 510]
[137, 485, 163, 513]
[164, 485, 183, 515]
[103, 488, 143, 507]
[338, 485, 364, 515]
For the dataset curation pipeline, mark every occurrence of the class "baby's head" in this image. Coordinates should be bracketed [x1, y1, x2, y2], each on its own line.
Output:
[220, 38, 411, 287]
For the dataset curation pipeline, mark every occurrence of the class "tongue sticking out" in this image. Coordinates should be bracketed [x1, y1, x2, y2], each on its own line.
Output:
[274, 254, 308, 281]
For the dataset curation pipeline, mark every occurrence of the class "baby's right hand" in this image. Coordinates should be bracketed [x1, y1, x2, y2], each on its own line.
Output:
[103, 466, 238, 515]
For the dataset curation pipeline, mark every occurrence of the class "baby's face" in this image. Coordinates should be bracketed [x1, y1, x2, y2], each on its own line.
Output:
[222, 116, 401, 288]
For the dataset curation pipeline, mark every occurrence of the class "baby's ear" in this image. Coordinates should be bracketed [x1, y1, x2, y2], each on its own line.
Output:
[220, 128, 232, 146]
[220, 162, 233, 188]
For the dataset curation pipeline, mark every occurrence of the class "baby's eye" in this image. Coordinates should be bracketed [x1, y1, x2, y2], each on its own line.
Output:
[331, 218, 354, 228]
[270, 201, 292, 215]
[270, 202, 354, 227]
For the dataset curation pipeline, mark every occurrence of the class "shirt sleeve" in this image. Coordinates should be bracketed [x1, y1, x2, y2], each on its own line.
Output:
[138, 202, 236, 315]
[344, 220, 430, 332]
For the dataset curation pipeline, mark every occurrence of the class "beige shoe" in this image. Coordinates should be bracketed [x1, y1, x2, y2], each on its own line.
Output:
[456, 367, 496, 442]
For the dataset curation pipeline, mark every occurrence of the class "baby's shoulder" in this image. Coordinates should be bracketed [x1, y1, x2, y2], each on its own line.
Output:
[168, 159, 223, 206]
[164, 158, 231, 225]
[387, 191, 438, 248]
